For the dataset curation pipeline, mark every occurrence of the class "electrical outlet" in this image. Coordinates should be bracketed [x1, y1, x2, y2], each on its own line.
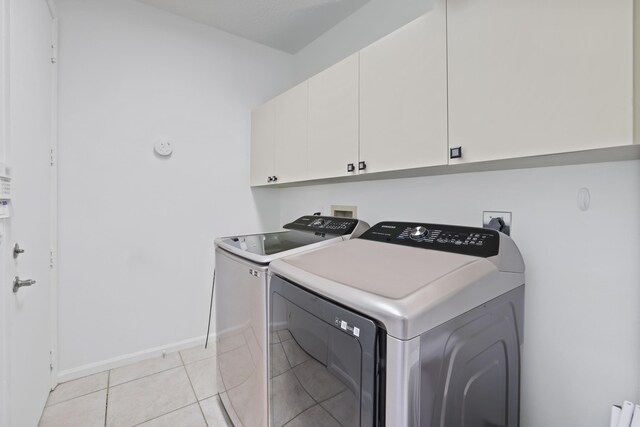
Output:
[483, 211, 512, 235]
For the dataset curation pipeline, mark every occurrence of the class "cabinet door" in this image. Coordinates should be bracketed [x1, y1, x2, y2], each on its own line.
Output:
[275, 82, 308, 184]
[250, 99, 276, 186]
[447, 0, 634, 164]
[308, 53, 360, 179]
[359, 8, 448, 174]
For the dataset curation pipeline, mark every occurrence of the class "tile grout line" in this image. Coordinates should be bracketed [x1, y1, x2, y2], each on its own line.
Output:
[50, 353, 188, 407]
[129, 402, 198, 427]
[109, 362, 185, 389]
[275, 334, 315, 426]
[179, 351, 210, 427]
[277, 330, 347, 427]
[45, 385, 109, 408]
[216, 342, 245, 357]
[104, 370, 110, 427]
[290, 362, 346, 406]
[280, 364, 317, 426]
[105, 350, 213, 390]
[42, 347, 214, 426]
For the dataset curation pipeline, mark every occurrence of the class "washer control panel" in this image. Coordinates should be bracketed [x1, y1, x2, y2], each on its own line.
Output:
[360, 221, 500, 257]
[283, 216, 358, 235]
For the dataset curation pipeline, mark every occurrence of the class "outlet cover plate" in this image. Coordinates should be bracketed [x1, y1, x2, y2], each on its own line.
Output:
[483, 211, 512, 234]
[331, 205, 357, 219]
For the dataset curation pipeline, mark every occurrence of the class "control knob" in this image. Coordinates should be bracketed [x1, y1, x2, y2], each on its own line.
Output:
[410, 226, 428, 240]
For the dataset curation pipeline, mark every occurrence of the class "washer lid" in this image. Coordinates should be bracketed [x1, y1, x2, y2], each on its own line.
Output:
[270, 228, 524, 339]
[279, 238, 478, 300]
[215, 230, 343, 265]
[214, 216, 370, 265]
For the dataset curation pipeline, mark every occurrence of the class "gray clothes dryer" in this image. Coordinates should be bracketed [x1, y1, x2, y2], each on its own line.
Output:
[213, 215, 369, 427]
[268, 221, 525, 427]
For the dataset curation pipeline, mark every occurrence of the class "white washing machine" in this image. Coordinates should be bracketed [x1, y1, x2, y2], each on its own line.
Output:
[268, 221, 525, 427]
[213, 215, 369, 426]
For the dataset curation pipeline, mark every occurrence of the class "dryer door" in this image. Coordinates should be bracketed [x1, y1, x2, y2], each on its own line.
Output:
[269, 275, 384, 427]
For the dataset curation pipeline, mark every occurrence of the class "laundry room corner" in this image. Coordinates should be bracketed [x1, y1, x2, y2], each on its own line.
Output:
[54, 0, 295, 380]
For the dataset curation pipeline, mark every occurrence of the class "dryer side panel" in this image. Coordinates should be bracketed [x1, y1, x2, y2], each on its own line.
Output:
[420, 285, 525, 427]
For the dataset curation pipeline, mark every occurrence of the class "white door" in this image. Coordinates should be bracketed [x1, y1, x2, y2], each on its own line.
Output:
[8, 0, 56, 425]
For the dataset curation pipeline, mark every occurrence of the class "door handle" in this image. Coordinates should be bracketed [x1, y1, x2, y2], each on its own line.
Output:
[13, 276, 36, 293]
[13, 243, 25, 258]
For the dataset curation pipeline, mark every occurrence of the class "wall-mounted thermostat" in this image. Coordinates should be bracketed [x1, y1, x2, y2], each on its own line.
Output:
[154, 141, 173, 156]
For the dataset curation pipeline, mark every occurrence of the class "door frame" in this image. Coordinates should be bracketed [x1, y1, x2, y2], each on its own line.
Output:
[0, 0, 59, 423]
[0, 0, 11, 425]
[47, 0, 59, 392]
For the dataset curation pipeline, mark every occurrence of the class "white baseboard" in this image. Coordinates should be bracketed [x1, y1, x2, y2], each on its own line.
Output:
[56, 333, 216, 384]
[272, 321, 287, 331]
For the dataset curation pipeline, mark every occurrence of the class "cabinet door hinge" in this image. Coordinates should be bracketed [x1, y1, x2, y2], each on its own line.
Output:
[49, 349, 55, 370]
[50, 148, 55, 166]
[51, 43, 57, 64]
[49, 250, 54, 268]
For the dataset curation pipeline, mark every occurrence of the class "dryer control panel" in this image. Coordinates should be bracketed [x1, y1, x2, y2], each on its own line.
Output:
[359, 221, 500, 257]
[283, 216, 359, 235]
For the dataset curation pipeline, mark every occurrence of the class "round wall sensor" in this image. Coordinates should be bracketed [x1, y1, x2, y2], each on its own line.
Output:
[577, 187, 590, 211]
[154, 141, 173, 156]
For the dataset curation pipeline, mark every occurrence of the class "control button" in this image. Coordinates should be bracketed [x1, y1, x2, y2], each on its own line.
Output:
[410, 226, 428, 240]
[311, 219, 326, 227]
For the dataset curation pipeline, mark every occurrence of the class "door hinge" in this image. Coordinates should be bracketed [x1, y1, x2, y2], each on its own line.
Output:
[51, 44, 57, 64]
[50, 148, 55, 166]
[49, 250, 54, 268]
[49, 349, 54, 370]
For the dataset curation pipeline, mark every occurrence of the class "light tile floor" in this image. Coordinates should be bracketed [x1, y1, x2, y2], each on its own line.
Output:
[39, 345, 233, 427]
[270, 329, 356, 427]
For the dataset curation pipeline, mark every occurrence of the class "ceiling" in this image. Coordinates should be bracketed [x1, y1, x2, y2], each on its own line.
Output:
[136, 0, 370, 54]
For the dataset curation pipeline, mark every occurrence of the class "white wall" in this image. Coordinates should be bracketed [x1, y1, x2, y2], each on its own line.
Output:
[277, 160, 640, 427]
[56, 0, 290, 377]
[293, 0, 431, 82]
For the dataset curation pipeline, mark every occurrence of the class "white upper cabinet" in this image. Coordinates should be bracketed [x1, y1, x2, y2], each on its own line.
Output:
[250, 99, 276, 186]
[251, 83, 308, 186]
[359, 5, 448, 174]
[251, 0, 638, 187]
[307, 53, 360, 180]
[274, 82, 308, 184]
[447, 0, 635, 164]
